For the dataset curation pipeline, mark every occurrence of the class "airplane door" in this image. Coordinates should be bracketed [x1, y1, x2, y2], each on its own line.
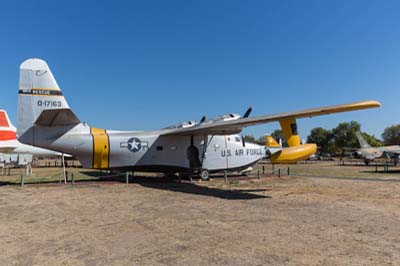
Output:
[187, 136, 202, 169]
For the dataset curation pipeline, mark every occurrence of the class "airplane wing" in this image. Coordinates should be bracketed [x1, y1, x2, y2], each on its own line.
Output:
[377, 146, 400, 155]
[162, 100, 380, 136]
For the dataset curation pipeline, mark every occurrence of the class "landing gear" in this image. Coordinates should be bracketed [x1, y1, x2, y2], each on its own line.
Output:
[200, 168, 210, 181]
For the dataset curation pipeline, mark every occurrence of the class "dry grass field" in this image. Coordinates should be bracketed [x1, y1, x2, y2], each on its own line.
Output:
[0, 162, 399, 266]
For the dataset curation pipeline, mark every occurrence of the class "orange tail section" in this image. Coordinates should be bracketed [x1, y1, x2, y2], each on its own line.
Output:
[0, 110, 17, 141]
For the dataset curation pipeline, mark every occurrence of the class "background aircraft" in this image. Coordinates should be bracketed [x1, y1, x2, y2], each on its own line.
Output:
[16, 58, 380, 180]
[353, 131, 400, 165]
[0, 109, 63, 157]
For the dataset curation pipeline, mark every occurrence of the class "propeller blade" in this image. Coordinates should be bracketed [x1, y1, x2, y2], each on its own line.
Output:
[200, 116, 206, 123]
[243, 107, 252, 118]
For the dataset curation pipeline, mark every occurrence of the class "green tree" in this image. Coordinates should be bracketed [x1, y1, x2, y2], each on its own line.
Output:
[382, 125, 400, 145]
[270, 129, 287, 147]
[243, 135, 257, 144]
[307, 127, 332, 154]
[361, 132, 383, 147]
[331, 121, 361, 152]
[257, 136, 266, 145]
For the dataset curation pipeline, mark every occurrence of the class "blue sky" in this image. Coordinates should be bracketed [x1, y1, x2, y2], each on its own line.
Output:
[0, 0, 399, 139]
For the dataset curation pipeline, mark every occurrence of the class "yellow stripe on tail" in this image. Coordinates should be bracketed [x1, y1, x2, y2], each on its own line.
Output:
[91, 127, 110, 169]
[265, 136, 281, 148]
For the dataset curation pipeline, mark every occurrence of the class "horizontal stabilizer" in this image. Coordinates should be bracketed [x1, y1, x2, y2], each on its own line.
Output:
[34, 109, 80, 127]
[0, 140, 18, 153]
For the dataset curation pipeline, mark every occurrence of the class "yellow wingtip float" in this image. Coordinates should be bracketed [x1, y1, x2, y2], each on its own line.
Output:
[270, 144, 317, 164]
[269, 100, 381, 164]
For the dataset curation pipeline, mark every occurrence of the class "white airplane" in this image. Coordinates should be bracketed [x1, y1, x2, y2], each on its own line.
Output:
[353, 131, 400, 165]
[0, 109, 63, 157]
[16, 58, 380, 180]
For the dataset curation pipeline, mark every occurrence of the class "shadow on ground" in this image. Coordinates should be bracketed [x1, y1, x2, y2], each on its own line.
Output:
[0, 171, 271, 200]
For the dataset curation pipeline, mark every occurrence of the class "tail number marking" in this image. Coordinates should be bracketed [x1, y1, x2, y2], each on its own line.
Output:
[37, 100, 62, 107]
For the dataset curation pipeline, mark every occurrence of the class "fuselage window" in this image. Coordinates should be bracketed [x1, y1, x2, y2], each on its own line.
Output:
[235, 136, 241, 142]
[156, 146, 163, 151]
[170, 146, 177, 150]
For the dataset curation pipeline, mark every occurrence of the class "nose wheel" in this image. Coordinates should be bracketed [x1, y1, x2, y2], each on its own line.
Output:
[200, 168, 210, 181]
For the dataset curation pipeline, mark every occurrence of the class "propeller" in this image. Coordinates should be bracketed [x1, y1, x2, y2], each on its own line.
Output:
[200, 116, 206, 123]
[243, 107, 252, 118]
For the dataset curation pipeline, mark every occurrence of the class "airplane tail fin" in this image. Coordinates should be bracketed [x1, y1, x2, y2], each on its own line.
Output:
[265, 135, 281, 148]
[17, 58, 80, 139]
[0, 110, 17, 141]
[356, 131, 371, 148]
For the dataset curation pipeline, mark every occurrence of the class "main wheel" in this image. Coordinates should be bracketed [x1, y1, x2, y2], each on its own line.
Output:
[200, 169, 210, 181]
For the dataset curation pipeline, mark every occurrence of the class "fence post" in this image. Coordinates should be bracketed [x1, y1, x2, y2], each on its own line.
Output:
[20, 174, 24, 187]
[126, 172, 129, 184]
[287, 167, 290, 176]
[224, 171, 228, 184]
[278, 169, 281, 178]
[257, 170, 260, 180]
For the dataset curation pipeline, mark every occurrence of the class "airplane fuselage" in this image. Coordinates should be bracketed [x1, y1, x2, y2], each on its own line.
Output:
[22, 123, 270, 173]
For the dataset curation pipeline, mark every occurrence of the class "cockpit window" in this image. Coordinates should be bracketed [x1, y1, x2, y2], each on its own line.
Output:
[235, 136, 241, 142]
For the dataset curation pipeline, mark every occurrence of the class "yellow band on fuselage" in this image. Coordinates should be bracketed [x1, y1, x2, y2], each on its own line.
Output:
[91, 127, 110, 169]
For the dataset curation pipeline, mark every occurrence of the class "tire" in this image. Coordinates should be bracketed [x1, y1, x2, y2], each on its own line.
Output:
[200, 169, 210, 181]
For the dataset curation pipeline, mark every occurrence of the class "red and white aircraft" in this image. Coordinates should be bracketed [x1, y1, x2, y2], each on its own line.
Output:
[0, 110, 62, 157]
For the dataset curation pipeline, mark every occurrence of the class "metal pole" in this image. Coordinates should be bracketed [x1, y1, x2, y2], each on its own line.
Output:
[224, 170, 228, 184]
[278, 169, 281, 178]
[62, 153, 67, 184]
[262, 166, 265, 174]
[257, 170, 260, 180]
[287, 167, 290, 176]
[71, 173, 75, 185]
[20, 174, 24, 187]
[126, 171, 129, 184]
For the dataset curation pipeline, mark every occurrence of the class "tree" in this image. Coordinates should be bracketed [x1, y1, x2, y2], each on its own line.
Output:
[331, 121, 361, 153]
[257, 136, 266, 145]
[270, 129, 287, 147]
[361, 132, 383, 147]
[307, 127, 332, 154]
[382, 125, 400, 145]
[243, 135, 257, 144]
[306, 121, 381, 156]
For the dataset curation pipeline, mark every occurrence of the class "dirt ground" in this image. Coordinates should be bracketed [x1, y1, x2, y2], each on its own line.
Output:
[0, 162, 399, 266]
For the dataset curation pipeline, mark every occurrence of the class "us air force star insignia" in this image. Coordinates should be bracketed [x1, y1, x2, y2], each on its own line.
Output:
[128, 137, 141, 152]
[120, 138, 148, 152]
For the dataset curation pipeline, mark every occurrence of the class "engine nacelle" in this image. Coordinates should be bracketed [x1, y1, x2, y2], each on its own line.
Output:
[270, 144, 317, 164]
[205, 114, 241, 124]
